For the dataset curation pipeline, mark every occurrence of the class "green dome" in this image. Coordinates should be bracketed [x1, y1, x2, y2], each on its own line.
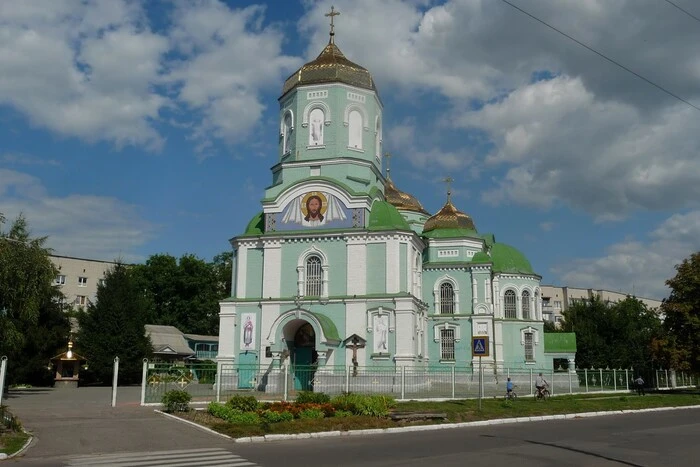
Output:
[472, 251, 491, 263]
[490, 243, 534, 274]
[368, 201, 411, 231]
[244, 212, 264, 235]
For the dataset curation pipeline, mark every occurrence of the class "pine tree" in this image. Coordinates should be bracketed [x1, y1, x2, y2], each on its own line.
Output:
[77, 263, 152, 384]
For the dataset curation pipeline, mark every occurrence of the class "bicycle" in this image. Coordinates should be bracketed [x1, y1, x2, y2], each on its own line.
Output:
[504, 388, 518, 401]
[535, 385, 550, 401]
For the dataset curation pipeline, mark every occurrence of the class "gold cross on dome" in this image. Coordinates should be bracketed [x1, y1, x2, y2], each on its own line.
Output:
[384, 152, 392, 179]
[443, 176, 454, 201]
[325, 6, 340, 42]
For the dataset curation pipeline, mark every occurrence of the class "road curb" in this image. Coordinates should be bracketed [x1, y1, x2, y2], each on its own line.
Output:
[156, 404, 700, 444]
[0, 431, 33, 461]
[154, 410, 232, 440]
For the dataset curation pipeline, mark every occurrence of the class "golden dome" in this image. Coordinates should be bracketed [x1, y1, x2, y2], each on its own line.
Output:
[423, 199, 477, 233]
[282, 41, 376, 96]
[384, 178, 430, 215]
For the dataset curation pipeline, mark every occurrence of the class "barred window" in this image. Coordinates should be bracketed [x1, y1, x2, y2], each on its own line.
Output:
[504, 290, 517, 319]
[522, 290, 531, 320]
[524, 331, 534, 361]
[305, 255, 322, 296]
[440, 329, 455, 360]
[440, 282, 455, 314]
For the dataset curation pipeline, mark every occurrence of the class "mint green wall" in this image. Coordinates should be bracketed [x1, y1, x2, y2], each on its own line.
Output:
[422, 268, 473, 315]
[426, 318, 473, 367]
[245, 248, 264, 298]
[399, 243, 407, 292]
[278, 239, 348, 298]
[424, 245, 481, 263]
[500, 322, 547, 369]
[366, 243, 386, 294]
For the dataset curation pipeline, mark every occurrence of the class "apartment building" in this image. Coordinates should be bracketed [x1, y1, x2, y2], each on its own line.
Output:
[50, 255, 118, 310]
[541, 285, 663, 324]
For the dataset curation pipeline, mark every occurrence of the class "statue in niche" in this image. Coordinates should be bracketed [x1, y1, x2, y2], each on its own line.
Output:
[374, 315, 389, 353]
[243, 315, 254, 348]
[309, 108, 324, 145]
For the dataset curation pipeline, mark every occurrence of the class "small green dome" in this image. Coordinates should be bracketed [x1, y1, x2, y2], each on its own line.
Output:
[490, 243, 534, 274]
[472, 251, 491, 263]
[244, 212, 264, 235]
[368, 201, 411, 231]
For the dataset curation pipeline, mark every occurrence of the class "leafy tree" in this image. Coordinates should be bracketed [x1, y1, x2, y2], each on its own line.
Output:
[132, 253, 227, 335]
[0, 214, 71, 386]
[560, 296, 661, 371]
[77, 263, 152, 384]
[653, 253, 700, 372]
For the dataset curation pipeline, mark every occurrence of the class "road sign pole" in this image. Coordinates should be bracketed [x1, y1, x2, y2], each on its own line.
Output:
[478, 356, 482, 411]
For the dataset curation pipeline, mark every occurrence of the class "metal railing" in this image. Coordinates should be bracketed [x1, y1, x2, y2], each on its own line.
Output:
[140, 361, 698, 405]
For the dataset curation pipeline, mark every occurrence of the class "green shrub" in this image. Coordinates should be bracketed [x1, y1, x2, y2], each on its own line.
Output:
[298, 408, 325, 419]
[295, 391, 331, 404]
[207, 402, 261, 424]
[333, 409, 353, 418]
[261, 410, 295, 423]
[226, 394, 259, 412]
[161, 389, 192, 413]
[331, 393, 395, 417]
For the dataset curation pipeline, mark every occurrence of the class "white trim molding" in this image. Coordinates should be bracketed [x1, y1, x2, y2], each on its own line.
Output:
[296, 246, 329, 298]
[302, 101, 332, 127]
[433, 274, 460, 314]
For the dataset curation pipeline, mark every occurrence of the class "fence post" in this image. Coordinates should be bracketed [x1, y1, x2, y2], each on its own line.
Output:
[625, 369, 629, 390]
[401, 366, 405, 400]
[665, 369, 669, 389]
[568, 370, 572, 394]
[283, 363, 289, 402]
[613, 369, 617, 391]
[0, 356, 7, 408]
[345, 366, 350, 394]
[140, 359, 148, 406]
[551, 369, 555, 395]
[216, 361, 222, 403]
[655, 370, 660, 389]
[529, 368, 533, 396]
[451, 366, 456, 399]
[111, 356, 119, 408]
[585, 369, 589, 392]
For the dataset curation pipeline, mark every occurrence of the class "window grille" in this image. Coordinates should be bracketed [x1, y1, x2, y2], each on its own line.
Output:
[440, 282, 455, 314]
[524, 332, 534, 361]
[522, 290, 531, 320]
[440, 328, 455, 360]
[305, 255, 322, 296]
[504, 290, 517, 318]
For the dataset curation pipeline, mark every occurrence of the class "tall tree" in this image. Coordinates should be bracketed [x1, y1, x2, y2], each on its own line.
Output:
[0, 214, 70, 385]
[77, 263, 152, 384]
[653, 252, 700, 372]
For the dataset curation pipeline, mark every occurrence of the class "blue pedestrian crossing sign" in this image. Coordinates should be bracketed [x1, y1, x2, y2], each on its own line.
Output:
[472, 336, 489, 357]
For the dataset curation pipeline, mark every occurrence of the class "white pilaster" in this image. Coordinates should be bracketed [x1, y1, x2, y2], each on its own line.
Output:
[262, 241, 282, 298]
[217, 302, 237, 363]
[259, 303, 280, 366]
[345, 301, 366, 366]
[236, 246, 248, 299]
[346, 239, 366, 295]
[472, 277, 478, 307]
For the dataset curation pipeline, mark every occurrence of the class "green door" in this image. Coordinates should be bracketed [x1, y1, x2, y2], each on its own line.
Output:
[293, 347, 314, 391]
[238, 352, 257, 389]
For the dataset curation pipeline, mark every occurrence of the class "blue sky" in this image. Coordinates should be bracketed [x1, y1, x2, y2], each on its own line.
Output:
[2, 0, 700, 300]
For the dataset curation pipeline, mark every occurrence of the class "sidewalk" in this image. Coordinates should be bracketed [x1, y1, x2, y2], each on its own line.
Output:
[3, 387, 231, 463]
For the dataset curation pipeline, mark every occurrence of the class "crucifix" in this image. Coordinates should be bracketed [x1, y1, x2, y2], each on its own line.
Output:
[443, 176, 454, 202]
[346, 335, 362, 377]
[384, 152, 392, 180]
[325, 6, 340, 43]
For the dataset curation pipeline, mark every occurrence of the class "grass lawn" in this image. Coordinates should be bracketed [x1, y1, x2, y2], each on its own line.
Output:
[0, 430, 30, 456]
[175, 390, 700, 439]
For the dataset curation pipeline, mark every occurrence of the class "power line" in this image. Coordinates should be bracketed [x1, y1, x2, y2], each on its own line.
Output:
[499, 0, 700, 112]
[664, 0, 700, 24]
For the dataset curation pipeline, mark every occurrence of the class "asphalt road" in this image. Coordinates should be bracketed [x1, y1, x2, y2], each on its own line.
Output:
[233, 409, 700, 467]
[4, 386, 699, 466]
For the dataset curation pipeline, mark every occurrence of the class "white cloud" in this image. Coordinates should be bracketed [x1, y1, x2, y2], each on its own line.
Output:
[555, 211, 700, 299]
[0, 168, 156, 262]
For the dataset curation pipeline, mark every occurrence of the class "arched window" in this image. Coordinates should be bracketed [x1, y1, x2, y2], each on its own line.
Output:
[440, 282, 455, 314]
[348, 110, 363, 149]
[504, 290, 516, 319]
[282, 113, 292, 155]
[309, 108, 324, 146]
[305, 255, 322, 296]
[522, 290, 531, 320]
[375, 117, 382, 162]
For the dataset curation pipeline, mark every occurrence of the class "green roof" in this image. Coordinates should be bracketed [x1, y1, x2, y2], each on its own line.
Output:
[481, 233, 496, 247]
[490, 242, 534, 274]
[544, 332, 577, 353]
[472, 251, 490, 263]
[422, 228, 479, 239]
[244, 212, 264, 235]
[310, 312, 340, 343]
[368, 200, 411, 231]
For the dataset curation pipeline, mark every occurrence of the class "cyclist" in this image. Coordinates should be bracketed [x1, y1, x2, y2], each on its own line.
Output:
[506, 377, 514, 398]
[535, 372, 548, 398]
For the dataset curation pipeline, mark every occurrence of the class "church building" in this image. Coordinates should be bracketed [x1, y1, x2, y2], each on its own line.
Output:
[217, 10, 556, 388]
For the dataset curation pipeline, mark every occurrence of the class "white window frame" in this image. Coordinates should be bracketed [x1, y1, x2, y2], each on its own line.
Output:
[504, 289, 517, 319]
[281, 110, 294, 155]
[296, 247, 329, 299]
[54, 275, 66, 285]
[520, 326, 540, 362]
[433, 322, 461, 343]
[304, 255, 322, 296]
[439, 282, 455, 314]
[78, 276, 88, 287]
[522, 290, 531, 320]
[433, 275, 460, 314]
[76, 295, 87, 306]
[440, 328, 456, 361]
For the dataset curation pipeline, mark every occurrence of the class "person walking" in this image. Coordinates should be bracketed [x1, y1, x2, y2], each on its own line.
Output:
[635, 376, 645, 396]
